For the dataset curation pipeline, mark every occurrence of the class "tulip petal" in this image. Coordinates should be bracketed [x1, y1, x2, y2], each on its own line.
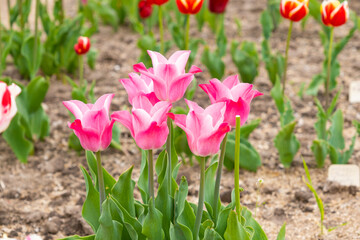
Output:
[100, 119, 115, 150]
[63, 100, 90, 119]
[132, 95, 154, 113]
[132, 109, 152, 132]
[150, 101, 172, 123]
[147, 50, 168, 69]
[330, 2, 348, 27]
[111, 111, 135, 136]
[168, 73, 196, 102]
[168, 50, 191, 72]
[199, 83, 217, 103]
[196, 122, 231, 157]
[169, 113, 195, 152]
[209, 78, 233, 101]
[289, 2, 309, 22]
[224, 98, 250, 127]
[82, 108, 110, 133]
[188, 65, 202, 74]
[223, 75, 240, 89]
[185, 99, 204, 113]
[204, 102, 226, 128]
[136, 121, 169, 149]
[69, 119, 101, 152]
[93, 93, 114, 114]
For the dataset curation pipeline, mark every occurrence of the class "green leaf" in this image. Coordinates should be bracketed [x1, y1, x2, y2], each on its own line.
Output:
[138, 150, 149, 203]
[59, 235, 95, 240]
[240, 119, 261, 139]
[95, 199, 123, 240]
[231, 41, 259, 84]
[142, 199, 165, 240]
[274, 121, 300, 168]
[329, 110, 345, 150]
[276, 223, 286, 240]
[241, 207, 268, 240]
[80, 166, 100, 233]
[216, 24, 227, 58]
[111, 166, 136, 217]
[313, 98, 327, 140]
[311, 140, 328, 168]
[26, 76, 49, 113]
[204, 228, 223, 240]
[20, 35, 43, 79]
[204, 162, 219, 220]
[224, 211, 251, 240]
[201, 46, 225, 79]
[2, 114, 34, 163]
[260, 10, 274, 40]
[224, 137, 262, 172]
[270, 78, 284, 114]
[97, 2, 119, 30]
[87, 48, 98, 70]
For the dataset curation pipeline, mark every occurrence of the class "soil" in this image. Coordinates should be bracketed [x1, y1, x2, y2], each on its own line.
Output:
[1, 0, 360, 239]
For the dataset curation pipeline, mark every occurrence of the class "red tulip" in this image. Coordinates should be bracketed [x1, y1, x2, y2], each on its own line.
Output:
[74, 36, 91, 55]
[176, 0, 204, 14]
[149, 0, 169, 5]
[139, 0, 153, 19]
[280, 0, 309, 22]
[321, 0, 349, 27]
[209, 0, 229, 14]
[0, 82, 21, 133]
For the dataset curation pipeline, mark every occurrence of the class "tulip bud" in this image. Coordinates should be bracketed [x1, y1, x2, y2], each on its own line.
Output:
[176, 0, 204, 15]
[149, 0, 169, 5]
[139, 0, 153, 19]
[74, 36, 91, 55]
[321, 0, 349, 27]
[209, 0, 229, 14]
[0, 82, 21, 133]
[280, 0, 309, 22]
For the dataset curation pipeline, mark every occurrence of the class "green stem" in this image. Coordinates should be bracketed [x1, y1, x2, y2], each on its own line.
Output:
[234, 116, 241, 221]
[158, 5, 164, 54]
[213, 132, 228, 223]
[326, 27, 334, 110]
[148, 149, 154, 204]
[18, 0, 24, 31]
[79, 55, 84, 86]
[33, 0, 40, 72]
[185, 14, 190, 50]
[96, 151, 106, 212]
[193, 156, 205, 240]
[166, 118, 173, 195]
[58, 0, 64, 24]
[7, 0, 12, 30]
[282, 20, 293, 96]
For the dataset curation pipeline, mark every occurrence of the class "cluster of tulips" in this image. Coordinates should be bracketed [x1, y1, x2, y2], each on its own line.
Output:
[63, 49, 262, 239]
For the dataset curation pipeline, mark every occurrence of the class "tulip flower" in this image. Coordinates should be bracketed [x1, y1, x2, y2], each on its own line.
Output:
[120, 72, 159, 105]
[133, 50, 202, 103]
[169, 99, 230, 240]
[74, 36, 91, 55]
[209, 0, 229, 14]
[169, 100, 230, 157]
[321, 0, 349, 27]
[149, 0, 169, 5]
[111, 95, 171, 150]
[176, 0, 204, 14]
[320, 1, 349, 108]
[280, 0, 309, 22]
[0, 82, 21, 133]
[139, 0, 153, 19]
[200, 75, 262, 127]
[63, 94, 115, 152]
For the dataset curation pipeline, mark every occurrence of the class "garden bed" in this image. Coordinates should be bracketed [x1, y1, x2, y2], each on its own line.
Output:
[1, 0, 360, 239]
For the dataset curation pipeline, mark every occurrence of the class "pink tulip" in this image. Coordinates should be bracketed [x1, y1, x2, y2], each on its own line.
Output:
[111, 95, 172, 150]
[133, 50, 202, 103]
[0, 82, 21, 133]
[63, 94, 115, 152]
[120, 72, 159, 105]
[199, 75, 262, 127]
[168, 100, 231, 157]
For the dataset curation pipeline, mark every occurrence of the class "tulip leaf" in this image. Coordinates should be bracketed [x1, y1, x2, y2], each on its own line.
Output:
[80, 166, 100, 233]
[204, 161, 220, 220]
[85, 151, 116, 196]
[138, 150, 149, 203]
[20, 35, 43, 79]
[311, 140, 328, 168]
[201, 46, 225, 80]
[142, 199, 165, 240]
[177, 201, 196, 238]
[59, 235, 95, 240]
[204, 228, 223, 240]
[231, 41, 259, 84]
[313, 98, 327, 140]
[2, 114, 34, 163]
[241, 207, 268, 240]
[274, 121, 300, 168]
[260, 10, 273, 41]
[270, 78, 284, 114]
[276, 223, 286, 240]
[215, 203, 234, 237]
[112, 166, 136, 217]
[26, 76, 49, 113]
[261, 41, 284, 86]
[95, 199, 123, 240]
[329, 110, 345, 150]
[224, 137, 262, 172]
[224, 211, 251, 240]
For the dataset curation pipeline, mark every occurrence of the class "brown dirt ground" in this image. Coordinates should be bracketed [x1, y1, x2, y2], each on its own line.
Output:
[1, 0, 360, 239]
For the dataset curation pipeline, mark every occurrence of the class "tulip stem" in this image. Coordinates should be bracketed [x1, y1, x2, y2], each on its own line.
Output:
[18, 0, 24, 31]
[7, 0, 12, 30]
[193, 156, 205, 240]
[234, 116, 241, 221]
[79, 55, 84, 87]
[148, 149, 154, 204]
[213, 132, 228, 223]
[166, 117, 173, 195]
[33, 0, 40, 78]
[96, 151, 106, 212]
[282, 20, 293, 96]
[158, 5, 164, 54]
[325, 27, 334, 110]
[185, 14, 190, 50]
